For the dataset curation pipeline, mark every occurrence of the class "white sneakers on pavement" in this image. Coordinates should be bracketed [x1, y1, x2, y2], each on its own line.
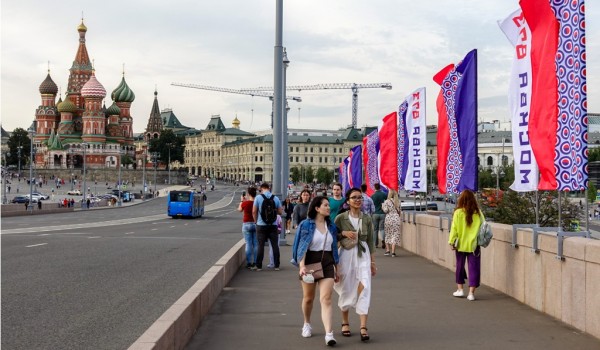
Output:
[301, 323, 312, 338]
[452, 289, 465, 297]
[325, 331, 336, 346]
[467, 293, 475, 301]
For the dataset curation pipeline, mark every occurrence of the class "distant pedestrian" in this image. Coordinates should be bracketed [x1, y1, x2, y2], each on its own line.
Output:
[86, 198, 91, 209]
[38, 200, 42, 210]
[253, 182, 283, 271]
[370, 183, 387, 248]
[238, 187, 258, 270]
[292, 190, 311, 230]
[382, 189, 402, 257]
[448, 190, 483, 301]
[328, 183, 345, 223]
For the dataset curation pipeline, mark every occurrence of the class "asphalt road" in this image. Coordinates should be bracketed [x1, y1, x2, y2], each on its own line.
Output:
[1, 184, 245, 350]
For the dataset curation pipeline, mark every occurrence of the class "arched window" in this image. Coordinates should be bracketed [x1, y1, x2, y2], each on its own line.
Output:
[487, 156, 493, 166]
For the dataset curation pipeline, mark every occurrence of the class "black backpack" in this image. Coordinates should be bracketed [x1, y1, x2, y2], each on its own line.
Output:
[260, 194, 277, 225]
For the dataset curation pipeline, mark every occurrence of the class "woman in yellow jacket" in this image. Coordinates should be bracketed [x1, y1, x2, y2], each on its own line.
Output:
[448, 190, 482, 301]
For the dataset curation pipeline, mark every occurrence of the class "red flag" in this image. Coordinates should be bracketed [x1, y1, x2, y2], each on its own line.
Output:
[378, 111, 398, 191]
[520, 0, 559, 190]
[433, 64, 455, 194]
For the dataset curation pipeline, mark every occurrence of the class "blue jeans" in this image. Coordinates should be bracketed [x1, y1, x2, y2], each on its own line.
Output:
[372, 213, 386, 245]
[242, 222, 258, 266]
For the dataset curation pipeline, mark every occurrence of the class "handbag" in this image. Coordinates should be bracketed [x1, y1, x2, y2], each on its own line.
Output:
[303, 228, 329, 280]
[339, 218, 361, 250]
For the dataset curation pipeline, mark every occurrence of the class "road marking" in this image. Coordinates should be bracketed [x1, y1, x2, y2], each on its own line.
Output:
[151, 228, 158, 231]
[170, 225, 176, 228]
[124, 232, 134, 235]
[26, 243, 48, 248]
[38, 234, 51, 236]
[88, 236, 101, 239]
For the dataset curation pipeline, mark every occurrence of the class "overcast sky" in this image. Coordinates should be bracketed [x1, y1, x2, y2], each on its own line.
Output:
[1, 0, 598, 134]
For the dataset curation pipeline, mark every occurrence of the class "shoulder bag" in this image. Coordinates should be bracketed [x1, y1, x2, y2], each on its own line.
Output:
[477, 215, 493, 248]
[303, 228, 329, 281]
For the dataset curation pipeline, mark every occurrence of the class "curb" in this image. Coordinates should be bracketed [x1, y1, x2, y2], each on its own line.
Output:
[128, 238, 246, 350]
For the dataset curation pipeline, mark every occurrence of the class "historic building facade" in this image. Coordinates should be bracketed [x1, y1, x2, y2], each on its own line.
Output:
[33, 19, 135, 170]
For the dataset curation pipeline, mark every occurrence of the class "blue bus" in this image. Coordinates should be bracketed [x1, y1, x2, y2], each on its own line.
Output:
[168, 190, 205, 218]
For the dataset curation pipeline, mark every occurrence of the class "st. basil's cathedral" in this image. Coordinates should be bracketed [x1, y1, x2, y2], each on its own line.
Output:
[33, 19, 137, 170]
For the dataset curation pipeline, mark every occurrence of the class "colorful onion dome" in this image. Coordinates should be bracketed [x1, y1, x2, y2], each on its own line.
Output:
[111, 76, 135, 103]
[78, 20, 87, 32]
[57, 98, 77, 113]
[106, 101, 121, 116]
[81, 72, 106, 98]
[39, 73, 58, 95]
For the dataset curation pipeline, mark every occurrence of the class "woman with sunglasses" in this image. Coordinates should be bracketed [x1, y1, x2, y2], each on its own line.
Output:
[333, 187, 376, 342]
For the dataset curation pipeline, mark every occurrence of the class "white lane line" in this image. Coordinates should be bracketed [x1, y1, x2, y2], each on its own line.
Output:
[88, 236, 101, 239]
[38, 234, 51, 236]
[151, 228, 158, 231]
[124, 232, 134, 235]
[26, 243, 48, 248]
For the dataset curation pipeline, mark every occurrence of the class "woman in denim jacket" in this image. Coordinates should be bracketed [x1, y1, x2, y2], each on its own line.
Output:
[291, 196, 339, 346]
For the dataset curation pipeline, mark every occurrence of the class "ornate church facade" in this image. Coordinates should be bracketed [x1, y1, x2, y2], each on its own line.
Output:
[33, 19, 135, 170]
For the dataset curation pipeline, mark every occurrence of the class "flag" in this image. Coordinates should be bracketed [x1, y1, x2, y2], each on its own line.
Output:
[378, 111, 398, 191]
[363, 130, 380, 196]
[520, 0, 559, 190]
[549, 0, 587, 191]
[498, 9, 539, 192]
[433, 64, 455, 194]
[399, 87, 427, 192]
[340, 157, 350, 194]
[455, 49, 478, 192]
[347, 145, 363, 189]
[440, 65, 463, 194]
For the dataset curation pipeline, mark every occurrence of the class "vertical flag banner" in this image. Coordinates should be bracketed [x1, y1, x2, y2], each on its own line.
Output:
[363, 130, 380, 196]
[400, 87, 427, 192]
[440, 65, 463, 194]
[520, 0, 559, 190]
[347, 145, 363, 190]
[433, 64, 455, 194]
[340, 157, 350, 195]
[550, 0, 587, 191]
[378, 111, 399, 191]
[499, 9, 539, 192]
[455, 49, 478, 192]
[397, 101, 408, 190]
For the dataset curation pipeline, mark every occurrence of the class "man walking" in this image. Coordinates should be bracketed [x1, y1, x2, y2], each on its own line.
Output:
[253, 182, 283, 271]
[371, 183, 387, 248]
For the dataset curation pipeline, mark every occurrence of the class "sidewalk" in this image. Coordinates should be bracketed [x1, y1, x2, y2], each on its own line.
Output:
[186, 244, 600, 350]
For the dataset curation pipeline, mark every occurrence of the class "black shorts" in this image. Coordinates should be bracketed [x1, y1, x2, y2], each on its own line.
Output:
[304, 250, 335, 281]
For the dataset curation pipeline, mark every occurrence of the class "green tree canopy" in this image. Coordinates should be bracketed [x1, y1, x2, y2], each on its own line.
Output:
[290, 167, 301, 184]
[315, 167, 333, 186]
[6, 128, 31, 169]
[148, 129, 185, 170]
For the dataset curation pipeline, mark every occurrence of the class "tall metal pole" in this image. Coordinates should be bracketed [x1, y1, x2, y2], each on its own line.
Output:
[17, 146, 22, 179]
[142, 148, 146, 201]
[118, 149, 122, 207]
[28, 123, 35, 212]
[281, 48, 289, 198]
[272, 0, 283, 197]
[2, 152, 7, 204]
[166, 143, 172, 185]
[82, 143, 87, 209]
[69, 149, 74, 190]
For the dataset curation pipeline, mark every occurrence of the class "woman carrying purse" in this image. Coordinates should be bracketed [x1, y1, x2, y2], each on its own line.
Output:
[291, 196, 339, 346]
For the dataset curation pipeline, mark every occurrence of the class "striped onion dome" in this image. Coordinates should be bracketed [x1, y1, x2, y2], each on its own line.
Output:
[111, 76, 135, 103]
[39, 73, 58, 95]
[81, 72, 106, 98]
[57, 98, 77, 113]
[106, 101, 121, 116]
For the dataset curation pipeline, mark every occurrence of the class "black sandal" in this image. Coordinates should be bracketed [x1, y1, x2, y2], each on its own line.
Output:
[360, 327, 370, 341]
[341, 323, 351, 337]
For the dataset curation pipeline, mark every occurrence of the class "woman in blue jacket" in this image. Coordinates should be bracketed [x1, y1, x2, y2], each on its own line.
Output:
[291, 196, 339, 346]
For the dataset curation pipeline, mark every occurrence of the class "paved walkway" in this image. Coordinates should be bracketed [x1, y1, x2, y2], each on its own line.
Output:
[186, 244, 599, 350]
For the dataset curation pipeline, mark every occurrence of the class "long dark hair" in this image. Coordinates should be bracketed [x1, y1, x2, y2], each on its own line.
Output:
[456, 190, 480, 226]
[307, 195, 330, 223]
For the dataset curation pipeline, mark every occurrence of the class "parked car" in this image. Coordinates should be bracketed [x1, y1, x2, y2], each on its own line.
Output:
[24, 194, 45, 202]
[32, 192, 50, 200]
[11, 195, 38, 204]
[67, 189, 82, 195]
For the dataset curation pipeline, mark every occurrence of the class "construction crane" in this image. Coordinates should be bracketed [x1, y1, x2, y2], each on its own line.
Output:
[171, 82, 302, 102]
[241, 82, 392, 128]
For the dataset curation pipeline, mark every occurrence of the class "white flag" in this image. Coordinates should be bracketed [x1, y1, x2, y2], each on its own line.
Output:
[401, 87, 427, 192]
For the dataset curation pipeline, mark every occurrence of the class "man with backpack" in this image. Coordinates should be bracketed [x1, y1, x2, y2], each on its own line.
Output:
[253, 182, 283, 271]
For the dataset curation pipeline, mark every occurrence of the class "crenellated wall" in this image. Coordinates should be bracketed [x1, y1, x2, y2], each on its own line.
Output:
[404, 214, 600, 340]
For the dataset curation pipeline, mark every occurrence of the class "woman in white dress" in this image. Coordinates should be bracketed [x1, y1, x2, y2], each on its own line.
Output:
[333, 187, 376, 342]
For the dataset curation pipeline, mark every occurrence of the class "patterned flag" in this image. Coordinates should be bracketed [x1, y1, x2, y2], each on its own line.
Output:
[498, 9, 539, 192]
[378, 111, 399, 191]
[347, 145, 363, 190]
[340, 157, 350, 195]
[399, 87, 427, 192]
[433, 64, 455, 194]
[520, 0, 559, 190]
[549, 0, 587, 191]
[363, 130, 380, 196]
[455, 49, 478, 192]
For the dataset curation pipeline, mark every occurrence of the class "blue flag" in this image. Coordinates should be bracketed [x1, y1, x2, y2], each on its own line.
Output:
[455, 49, 478, 192]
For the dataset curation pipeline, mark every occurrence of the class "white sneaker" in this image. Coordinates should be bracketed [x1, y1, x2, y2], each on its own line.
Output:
[302, 323, 312, 338]
[452, 290, 464, 297]
[467, 293, 475, 301]
[325, 331, 336, 346]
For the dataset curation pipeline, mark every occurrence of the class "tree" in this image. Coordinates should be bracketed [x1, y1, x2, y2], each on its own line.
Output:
[588, 147, 600, 162]
[6, 128, 31, 169]
[304, 165, 315, 183]
[315, 167, 333, 186]
[290, 167, 301, 184]
[148, 129, 185, 170]
[489, 190, 582, 230]
[588, 181, 597, 204]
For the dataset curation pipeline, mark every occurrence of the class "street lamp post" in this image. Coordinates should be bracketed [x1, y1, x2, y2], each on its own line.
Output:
[142, 147, 147, 201]
[2, 151, 9, 204]
[82, 142, 88, 209]
[166, 142, 173, 185]
[28, 123, 36, 212]
[17, 145, 23, 178]
[118, 148, 123, 207]
[151, 152, 159, 196]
